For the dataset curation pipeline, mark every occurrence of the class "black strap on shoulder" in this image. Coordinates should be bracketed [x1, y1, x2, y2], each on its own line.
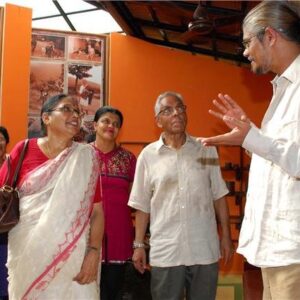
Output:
[11, 139, 29, 188]
[4, 156, 11, 185]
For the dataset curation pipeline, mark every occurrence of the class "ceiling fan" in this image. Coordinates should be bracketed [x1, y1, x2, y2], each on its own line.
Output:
[181, 1, 242, 45]
[187, 1, 213, 35]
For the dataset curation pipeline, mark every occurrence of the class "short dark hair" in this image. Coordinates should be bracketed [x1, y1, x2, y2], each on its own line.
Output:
[40, 93, 70, 135]
[0, 126, 9, 144]
[93, 106, 124, 128]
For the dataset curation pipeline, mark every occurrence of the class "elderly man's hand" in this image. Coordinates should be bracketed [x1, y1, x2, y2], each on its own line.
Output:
[132, 248, 147, 274]
[220, 235, 234, 265]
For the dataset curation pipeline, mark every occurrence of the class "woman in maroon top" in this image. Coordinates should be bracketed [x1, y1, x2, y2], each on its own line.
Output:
[92, 106, 136, 300]
[0, 126, 10, 300]
[0, 94, 104, 299]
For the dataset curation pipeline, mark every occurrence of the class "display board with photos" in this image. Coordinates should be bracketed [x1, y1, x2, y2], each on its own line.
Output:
[28, 29, 107, 141]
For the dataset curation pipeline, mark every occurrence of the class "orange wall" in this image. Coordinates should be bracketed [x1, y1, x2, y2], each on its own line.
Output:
[0, 4, 32, 150]
[109, 33, 272, 145]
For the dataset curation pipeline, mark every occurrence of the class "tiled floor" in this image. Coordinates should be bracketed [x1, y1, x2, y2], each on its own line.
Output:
[217, 274, 243, 300]
[216, 286, 235, 300]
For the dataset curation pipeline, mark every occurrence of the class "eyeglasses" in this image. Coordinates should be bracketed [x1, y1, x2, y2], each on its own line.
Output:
[48, 106, 84, 117]
[242, 35, 257, 49]
[242, 29, 266, 50]
[157, 105, 187, 116]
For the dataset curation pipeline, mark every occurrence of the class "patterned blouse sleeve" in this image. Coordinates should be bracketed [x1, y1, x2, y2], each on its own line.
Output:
[128, 152, 137, 182]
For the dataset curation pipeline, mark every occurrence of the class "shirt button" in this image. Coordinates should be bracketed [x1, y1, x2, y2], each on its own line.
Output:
[180, 187, 183, 190]
[181, 205, 185, 209]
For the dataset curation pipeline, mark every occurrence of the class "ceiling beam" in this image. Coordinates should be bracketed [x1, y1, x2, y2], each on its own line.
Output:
[52, 0, 76, 31]
[109, 1, 145, 38]
[143, 36, 249, 64]
[32, 8, 101, 21]
[135, 18, 240, 43]
[135, 18, 186, 33]
[95, 0, 251, 64]
[148, 6, 169, 42]
[83, 0, 105, 10]
[170, 1, 244, 16]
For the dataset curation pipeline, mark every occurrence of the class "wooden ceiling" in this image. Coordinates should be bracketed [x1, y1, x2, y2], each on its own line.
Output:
[93, 1, 259, 65]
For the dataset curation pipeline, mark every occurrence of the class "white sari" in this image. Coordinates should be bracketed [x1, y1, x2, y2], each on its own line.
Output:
[7, 143, 100, 300]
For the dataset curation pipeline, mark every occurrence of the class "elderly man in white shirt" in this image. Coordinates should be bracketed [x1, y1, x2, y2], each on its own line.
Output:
[202, 2, 300, 300]
[129, 91, 233, 300]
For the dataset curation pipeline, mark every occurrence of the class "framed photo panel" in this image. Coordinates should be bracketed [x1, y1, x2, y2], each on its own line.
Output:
[28, 29, 107, 140]
[68, 36, 102, 63]
[31, 33, 65, 60]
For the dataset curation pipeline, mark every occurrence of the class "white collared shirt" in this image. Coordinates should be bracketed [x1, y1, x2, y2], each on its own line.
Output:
[128, 134, 228, 267]
[238, 54, 300, 267]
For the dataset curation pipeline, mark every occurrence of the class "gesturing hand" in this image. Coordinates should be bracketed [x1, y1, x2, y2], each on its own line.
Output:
[209, 94, 249, 129]
[199, 94, 251, 146]
[201, 115, 251, 146]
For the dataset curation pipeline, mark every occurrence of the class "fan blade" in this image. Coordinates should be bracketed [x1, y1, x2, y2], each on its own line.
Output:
[193, 1, 209, 20]
[188, 19, 213, 35]
[181, 30, 211, 45]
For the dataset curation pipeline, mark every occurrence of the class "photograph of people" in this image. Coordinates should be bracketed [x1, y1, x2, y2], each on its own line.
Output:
[68, 64, 102, 117]
[68, 36, 102, 63]
[31, 33, 65, 59]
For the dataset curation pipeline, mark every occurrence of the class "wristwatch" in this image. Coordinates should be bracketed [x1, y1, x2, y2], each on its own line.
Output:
[133, 241, 145, 249]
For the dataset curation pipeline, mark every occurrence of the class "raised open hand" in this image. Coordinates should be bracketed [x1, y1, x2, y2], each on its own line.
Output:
[201, 115, 251, 146]
[209, 94, 249, 129]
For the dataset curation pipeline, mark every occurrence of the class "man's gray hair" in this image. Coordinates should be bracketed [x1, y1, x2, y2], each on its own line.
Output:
[154, 91, 185, 116]
[243, 1, 300, 44]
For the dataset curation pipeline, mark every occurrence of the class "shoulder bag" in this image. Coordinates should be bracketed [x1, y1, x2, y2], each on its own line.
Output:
[0, 139, 29, 233]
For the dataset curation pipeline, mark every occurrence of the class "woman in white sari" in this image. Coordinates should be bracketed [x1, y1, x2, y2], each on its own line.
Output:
[0, 94, 104, 299]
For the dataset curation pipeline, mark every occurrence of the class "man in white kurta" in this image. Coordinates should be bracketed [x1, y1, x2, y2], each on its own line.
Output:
[202, 2, 300, 299]
[129, 91, 233, 300]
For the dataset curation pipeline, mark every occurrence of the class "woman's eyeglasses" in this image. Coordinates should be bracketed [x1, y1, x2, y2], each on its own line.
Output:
[48, 106, 84, 117]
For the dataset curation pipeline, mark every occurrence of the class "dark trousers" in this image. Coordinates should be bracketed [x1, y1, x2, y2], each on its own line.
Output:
[151, 263, 218, 300]
[100, 263, 126, 300]
[0, 234, 8, 299]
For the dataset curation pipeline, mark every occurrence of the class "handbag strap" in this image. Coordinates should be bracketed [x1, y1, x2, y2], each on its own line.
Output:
[4, 156, 11, 185]
[11, 139, 29, 188]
